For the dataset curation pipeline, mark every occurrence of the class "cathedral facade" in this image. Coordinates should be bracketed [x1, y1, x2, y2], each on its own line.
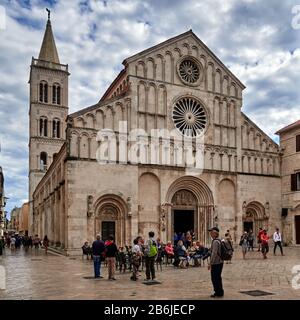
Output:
[29, 17, 288, 255]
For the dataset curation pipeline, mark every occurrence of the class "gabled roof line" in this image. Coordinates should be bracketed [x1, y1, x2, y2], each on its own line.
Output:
[68, 91, 129, 119]
[275, 119, 300, 135]
[99, 68, 126, 102]
[123, 30, 192, 64]
[241, 112, 279, 147]
[123, 29, 245, 89]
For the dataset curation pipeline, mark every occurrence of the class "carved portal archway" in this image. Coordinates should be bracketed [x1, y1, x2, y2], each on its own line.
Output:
[165, 176, 214, 245]
[242, 201, 269, 238]
[93, 194, 128, 246]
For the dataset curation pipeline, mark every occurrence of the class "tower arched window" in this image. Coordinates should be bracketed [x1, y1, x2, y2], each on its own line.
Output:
[52, 83, 61, 105]
[39, 117, 48, 137]
[52, 118, 61, 138]
[40, 152, 47, 171]
[39, 81, 48, 103]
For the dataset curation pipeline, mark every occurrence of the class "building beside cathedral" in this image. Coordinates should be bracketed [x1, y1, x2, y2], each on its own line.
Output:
[28, 16, 300, 255]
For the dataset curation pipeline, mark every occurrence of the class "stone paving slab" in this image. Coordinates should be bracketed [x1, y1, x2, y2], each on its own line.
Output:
[0, 247, 300, 300]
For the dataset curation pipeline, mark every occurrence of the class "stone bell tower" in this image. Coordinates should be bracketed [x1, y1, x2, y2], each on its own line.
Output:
[28, 9, 70, 234]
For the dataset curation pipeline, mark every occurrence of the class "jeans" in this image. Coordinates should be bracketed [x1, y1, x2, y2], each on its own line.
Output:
[274, 241, 283, 255]
[93, 255, 102, 278]
[145, 256, 156, 280]
[211, 263, 224, 296]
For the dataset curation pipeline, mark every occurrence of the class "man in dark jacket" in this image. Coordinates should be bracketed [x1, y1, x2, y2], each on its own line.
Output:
[208, 227, 224, 298]
[105, 235, 118, 280]
[92, 234, 105, 278]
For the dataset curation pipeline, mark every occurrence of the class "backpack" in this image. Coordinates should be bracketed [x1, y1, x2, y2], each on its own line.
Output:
[215, 239, 233, 261]
[149, 240, 158, 257]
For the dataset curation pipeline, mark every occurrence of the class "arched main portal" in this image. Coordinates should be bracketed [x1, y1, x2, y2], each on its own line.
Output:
[165, 176, 214, 245]
[242, 201, 268, 239]
[93, 194, 128, 246]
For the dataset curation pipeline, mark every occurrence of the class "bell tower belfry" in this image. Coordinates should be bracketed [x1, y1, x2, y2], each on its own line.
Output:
[28, 10, 70, 234]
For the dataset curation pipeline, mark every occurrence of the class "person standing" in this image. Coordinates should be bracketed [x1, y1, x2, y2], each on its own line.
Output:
[43, 235, 49, 254]
[131, 238, 142, 281]
[105, 235, 118, 280]
[257, 228, 263, 252]
[240, 232, 248, 260]
[144, 231, 157, 282]
[261, 230, 269, 259]
[29, 236, 33, 249]
[224, 232, 234, 264]
[185, 231, 192, 249]
[247, 230, 254, 251]
[10, 236, 16, 251]
[33, 234, 40, 253]
[208, 227, 224, 298]
[92, 234, 105, 278]
[0, 236, 4, 256]
[273, 228, 284, 256]
[23, 234, 30, 253]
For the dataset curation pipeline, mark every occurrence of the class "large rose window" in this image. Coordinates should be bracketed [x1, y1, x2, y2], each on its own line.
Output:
[172, 97, 207, 137]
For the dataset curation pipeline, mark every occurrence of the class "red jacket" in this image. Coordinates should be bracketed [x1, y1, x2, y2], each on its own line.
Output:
[261, 234, 269, 245]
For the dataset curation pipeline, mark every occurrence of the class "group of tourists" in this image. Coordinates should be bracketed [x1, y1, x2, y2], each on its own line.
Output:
[90, 232, 161, 282]
[239, 227, 284, 259]
[0, 233, 50, 255]
[86, 232, 213, 282]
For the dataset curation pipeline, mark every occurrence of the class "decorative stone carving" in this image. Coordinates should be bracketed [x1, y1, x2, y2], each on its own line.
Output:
[127, 197, 132, 217]
[172, 190, 196, 206]
[264, 201, 270, 219]
[160, 209, 166, 231]
[87, 195, 94, 218]
[242, 201, 247, 219]
[102, 205, 117, 219]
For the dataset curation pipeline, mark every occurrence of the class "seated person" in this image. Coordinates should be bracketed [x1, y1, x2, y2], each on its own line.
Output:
[175, 240, 189, 268]
[191, 241, 206, 266]
[188, 242, 198, 265]
[165, 241, 174, 256]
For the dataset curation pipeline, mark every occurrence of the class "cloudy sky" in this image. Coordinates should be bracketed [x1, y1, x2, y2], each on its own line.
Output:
[0, 0, 300, 216]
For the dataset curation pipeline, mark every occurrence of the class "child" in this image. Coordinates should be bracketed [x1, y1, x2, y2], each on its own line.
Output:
[131, 238, 142, 281]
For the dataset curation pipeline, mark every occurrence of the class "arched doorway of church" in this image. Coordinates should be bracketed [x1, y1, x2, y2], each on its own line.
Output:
[93, 194, 128, 246]
[242, 201, 268, 240]
[165, 176, 214, 246]
[172, 190, 197, 237]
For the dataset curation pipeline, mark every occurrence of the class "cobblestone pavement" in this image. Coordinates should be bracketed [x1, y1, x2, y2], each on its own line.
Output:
[0, 246, 300, 300]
